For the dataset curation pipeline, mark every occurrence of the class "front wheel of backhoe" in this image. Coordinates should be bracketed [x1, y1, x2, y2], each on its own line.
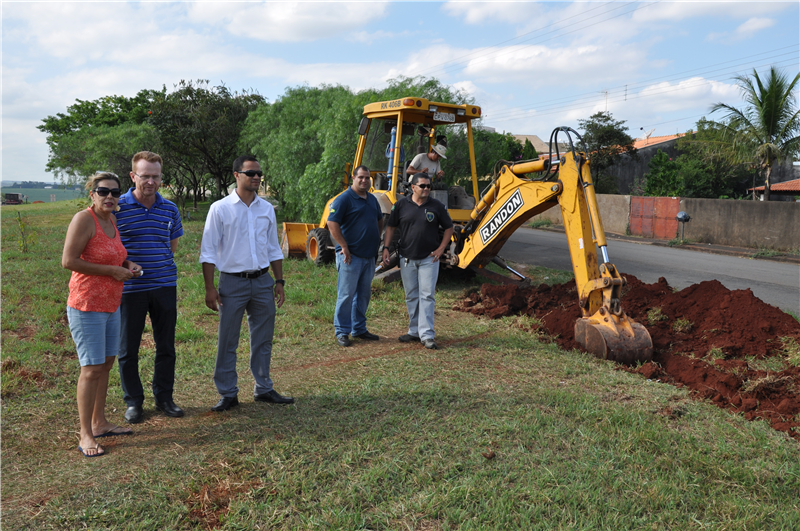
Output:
[306, 228, 334, 266]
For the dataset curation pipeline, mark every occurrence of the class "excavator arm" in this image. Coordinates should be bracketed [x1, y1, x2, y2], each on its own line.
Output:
[451, 128, 653, 364]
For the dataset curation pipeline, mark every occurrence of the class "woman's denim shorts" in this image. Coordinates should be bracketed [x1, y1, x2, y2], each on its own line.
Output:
[67, 306, 120, 366]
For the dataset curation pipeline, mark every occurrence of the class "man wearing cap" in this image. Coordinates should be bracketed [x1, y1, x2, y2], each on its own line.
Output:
[326, 165, 383, 347]
[382, 173, 453, 350]
[406, 144, 447, 183]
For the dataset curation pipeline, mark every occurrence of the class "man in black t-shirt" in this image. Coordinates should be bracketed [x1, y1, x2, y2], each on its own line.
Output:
[382, 173, 454, 349]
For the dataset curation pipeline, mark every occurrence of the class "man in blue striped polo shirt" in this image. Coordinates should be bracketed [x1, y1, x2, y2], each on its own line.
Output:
[116, 151, 184, 423]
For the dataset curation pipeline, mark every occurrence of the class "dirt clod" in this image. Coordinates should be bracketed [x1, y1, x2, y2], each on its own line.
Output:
[454, 275, 800, 439]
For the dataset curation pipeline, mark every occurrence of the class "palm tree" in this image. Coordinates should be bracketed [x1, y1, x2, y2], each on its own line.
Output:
[711, 66, 800, 200]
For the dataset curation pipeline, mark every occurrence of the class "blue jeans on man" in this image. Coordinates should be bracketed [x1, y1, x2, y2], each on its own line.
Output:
[334, 253, 375, 338]
[399, 255, 440, 341]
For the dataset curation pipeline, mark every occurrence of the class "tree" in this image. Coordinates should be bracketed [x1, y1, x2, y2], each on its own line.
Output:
[38, 90, 159, 184]
[149, 80, 265, 200]
[521, 138, 539, 161]
[675, 118, 758, 198]
[710, 66, 800, 201]
[445, 128, 522, 185]
[577, 111, 636, 194]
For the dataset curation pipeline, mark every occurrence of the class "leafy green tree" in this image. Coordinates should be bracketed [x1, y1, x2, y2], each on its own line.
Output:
[149, 80, 264, 200]
[710, 66, 800, 201]
[578, 111, 636, 194]
[445, 129, 523, 185]
[521, 138, 539, 161]
[675, 118, 758, 198]
[38, 90, 159, 184]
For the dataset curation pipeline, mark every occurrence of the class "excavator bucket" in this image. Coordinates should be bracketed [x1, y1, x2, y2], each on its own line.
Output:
[574, 315, 653, 365]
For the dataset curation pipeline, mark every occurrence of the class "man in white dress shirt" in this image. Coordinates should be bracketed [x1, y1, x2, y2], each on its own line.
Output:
[199, 155, 294, 411]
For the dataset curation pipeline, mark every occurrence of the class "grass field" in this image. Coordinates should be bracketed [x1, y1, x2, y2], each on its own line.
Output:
[2, 200, 799, 530]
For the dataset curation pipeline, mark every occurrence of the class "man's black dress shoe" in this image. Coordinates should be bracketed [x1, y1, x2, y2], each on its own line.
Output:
[337, 335, 351, 347]
[124, 405, 144, 424]
[353, 331, 380, 341]
[155, 400, 185, 418]
[211, 396, 239, 412]
[254, 389, 295, 404]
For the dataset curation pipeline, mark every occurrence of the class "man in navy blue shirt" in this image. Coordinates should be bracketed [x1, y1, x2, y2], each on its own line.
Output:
[327, 165, 383, 347]
[116, 151, 184, 423]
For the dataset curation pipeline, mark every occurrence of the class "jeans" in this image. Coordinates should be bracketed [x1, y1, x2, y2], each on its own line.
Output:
[334, 253, 375, 337]
[68, 306, 120, 366]
[399, 255, 440, 341]
[118, 286, 177, 406]
[215, 272, 275, 398]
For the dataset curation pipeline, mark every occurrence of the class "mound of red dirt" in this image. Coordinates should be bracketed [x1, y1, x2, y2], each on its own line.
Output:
[455, 276, 800, 439]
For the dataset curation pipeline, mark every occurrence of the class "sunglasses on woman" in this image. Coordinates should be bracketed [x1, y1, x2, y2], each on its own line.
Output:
[93, 187, 122, 198]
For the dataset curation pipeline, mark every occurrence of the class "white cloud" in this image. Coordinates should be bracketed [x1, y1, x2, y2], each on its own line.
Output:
[432, 42, 647, 87]
[442, 1, 544, 26]
[187, 2, 389, 42]
[3, 2, 168, 66]
[708, 17, 776, 42]
[734, 17, 776, 38]
[633, 1, 790, 23]
[450, 80, 480, 98]
[348, 30, 414, 45]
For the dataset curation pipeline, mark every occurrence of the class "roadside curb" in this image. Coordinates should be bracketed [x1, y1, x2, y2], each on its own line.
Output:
[532, 226, 800, 265]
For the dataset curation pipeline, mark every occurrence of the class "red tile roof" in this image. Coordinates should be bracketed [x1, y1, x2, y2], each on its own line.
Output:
[632, 133, 686, 150]
[749, 178, 800, 192]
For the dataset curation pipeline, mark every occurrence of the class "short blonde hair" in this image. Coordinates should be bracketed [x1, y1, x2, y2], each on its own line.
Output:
[131, 151, 163, 170]
[85, 172, 121, 191]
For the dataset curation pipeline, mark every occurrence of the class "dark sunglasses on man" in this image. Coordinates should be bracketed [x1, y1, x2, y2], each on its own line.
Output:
[415, 183, 431, 189]
[237, 170, 263, 177]
[93, 187, 122, 198]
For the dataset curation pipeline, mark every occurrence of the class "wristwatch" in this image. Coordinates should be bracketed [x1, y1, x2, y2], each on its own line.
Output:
[275, 279, 285, 286]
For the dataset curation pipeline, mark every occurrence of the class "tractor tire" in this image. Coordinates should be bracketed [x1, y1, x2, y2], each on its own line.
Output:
[306, 228, 334, 266]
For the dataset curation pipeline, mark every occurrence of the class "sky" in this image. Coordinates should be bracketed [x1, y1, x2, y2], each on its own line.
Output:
[2, 1, 798, 183]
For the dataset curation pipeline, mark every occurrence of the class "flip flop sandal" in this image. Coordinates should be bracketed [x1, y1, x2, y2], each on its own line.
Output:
[78, 444, 105, 458]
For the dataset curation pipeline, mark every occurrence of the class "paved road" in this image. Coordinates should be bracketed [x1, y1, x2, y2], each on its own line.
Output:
[499, 228, 800, 315]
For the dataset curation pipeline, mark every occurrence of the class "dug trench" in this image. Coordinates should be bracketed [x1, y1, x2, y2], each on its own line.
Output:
[454, 275, 800, 440]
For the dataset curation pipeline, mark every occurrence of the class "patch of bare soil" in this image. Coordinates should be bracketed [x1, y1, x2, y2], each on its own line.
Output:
[0, 358, 48, 395]
[455, 276, 800, 439]
[185, 478, 263, 530]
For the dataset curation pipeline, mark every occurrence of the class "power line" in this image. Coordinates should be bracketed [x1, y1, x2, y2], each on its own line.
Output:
[485, 49, 798, 121]
[490, 59, 798, 127]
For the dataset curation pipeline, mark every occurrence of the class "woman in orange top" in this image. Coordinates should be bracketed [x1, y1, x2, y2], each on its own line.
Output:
[62, 172, 143, 457]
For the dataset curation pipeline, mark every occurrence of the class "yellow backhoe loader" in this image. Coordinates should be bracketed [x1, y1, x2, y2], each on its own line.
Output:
[280, 98, 652, 364]
[448, 126, 653, 365]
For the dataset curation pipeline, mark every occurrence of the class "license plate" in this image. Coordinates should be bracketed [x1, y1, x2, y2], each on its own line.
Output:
[433, 112, 455, 123]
